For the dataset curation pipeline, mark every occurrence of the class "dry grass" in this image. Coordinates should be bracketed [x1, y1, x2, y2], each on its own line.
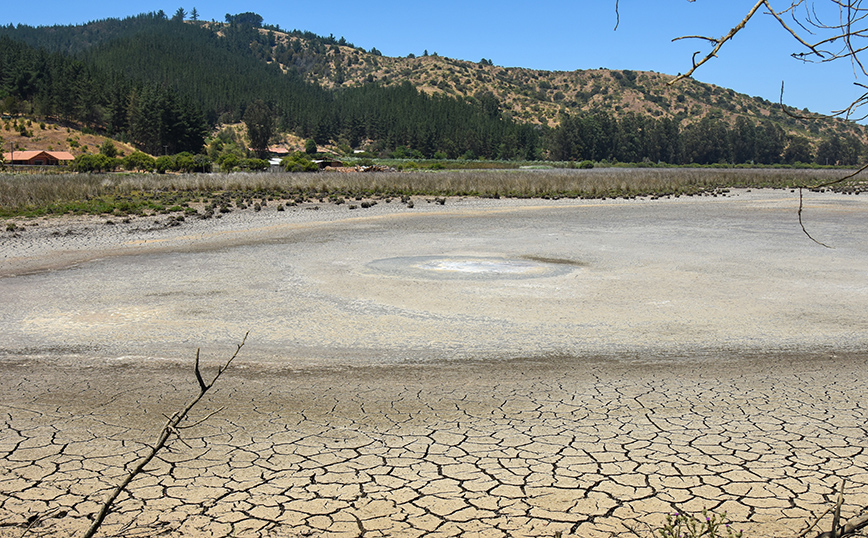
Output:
[0, 167, 861, 219]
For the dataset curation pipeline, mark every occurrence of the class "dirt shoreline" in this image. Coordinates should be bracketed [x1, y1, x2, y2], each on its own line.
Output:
[2, 189, 868, 537]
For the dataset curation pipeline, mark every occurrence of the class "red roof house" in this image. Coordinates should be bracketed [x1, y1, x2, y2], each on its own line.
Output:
[2, 150, 75, 165]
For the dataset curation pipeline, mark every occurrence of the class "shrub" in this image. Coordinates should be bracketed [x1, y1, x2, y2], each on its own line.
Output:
[123, 151, 156, 172]
[192, 154, 212, 173]
[658, 510, 742, 538]
[219, 154, 240, 172]
[281, 151, 317, 172]
[100, 140, 118, 158]
[174, 153, 196, 173]
[72, 154, 117, 173]
[240, 158, 269, 171]
[155, 155, 174, 174]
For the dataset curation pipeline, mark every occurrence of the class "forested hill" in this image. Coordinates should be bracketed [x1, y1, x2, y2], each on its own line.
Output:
[0, 13, 540, 160]
[1, 10, 867, 165]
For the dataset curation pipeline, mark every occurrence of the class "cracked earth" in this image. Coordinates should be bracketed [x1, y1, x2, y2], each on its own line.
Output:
[2, 190, 868, 537]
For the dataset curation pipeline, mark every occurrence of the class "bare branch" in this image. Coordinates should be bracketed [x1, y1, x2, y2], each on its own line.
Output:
[614, 0, 620, 31]
[767, 4, 828, 57]
[799, 505, 836, 538]
[780, 81, 815, 119]
[81, 333, 249, 538]
[669, 0, 768, 85]
[798, 162, 868, 247]
[798, 187, 834, 248]
[831, 480, 845, 538]
[194, 348, 206, 392]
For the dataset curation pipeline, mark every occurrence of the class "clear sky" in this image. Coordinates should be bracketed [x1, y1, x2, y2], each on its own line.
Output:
[3, 1, 866, 120]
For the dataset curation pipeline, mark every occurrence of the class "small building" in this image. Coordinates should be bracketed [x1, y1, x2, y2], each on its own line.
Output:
[2, 150, 75, 166]
[267, 146, 290, 157]
[313, 159, 344, 170]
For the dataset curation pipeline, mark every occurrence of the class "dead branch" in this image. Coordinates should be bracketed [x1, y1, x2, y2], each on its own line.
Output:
[669, 0, 768, 85]
[780, 81, 816, 119]
[799, 505, 835, 538]
[614, 0, 620, 31]
[802, 479, 868, 538]
[815, 513, 868, 538]
[81, 333, 248, 538]
[796, 159, 868, 246]
[666, 1, 868, 118]
[831, 479, 845, 538]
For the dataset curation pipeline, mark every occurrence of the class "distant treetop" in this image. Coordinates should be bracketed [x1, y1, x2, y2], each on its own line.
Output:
[225, 12, 263, 27]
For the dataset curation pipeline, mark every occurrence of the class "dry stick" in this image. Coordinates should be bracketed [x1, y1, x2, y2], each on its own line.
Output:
[831, 480, 845, 538]
[797, 161, 868, 248]
[799, 505, 835, 538]
[81, 333, 248, 538]
[779, 82, 868, 247]
[810, 478, 868, 538]
[17, 508, 63, 538]
[669, 0, 767, 85]
[816, 513, 868, 538]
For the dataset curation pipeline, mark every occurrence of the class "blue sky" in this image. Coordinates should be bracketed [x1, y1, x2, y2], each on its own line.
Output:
[3, 1, 866, 120]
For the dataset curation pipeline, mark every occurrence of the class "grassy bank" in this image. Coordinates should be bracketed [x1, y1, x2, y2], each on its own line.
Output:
[1, 167, 864, 220]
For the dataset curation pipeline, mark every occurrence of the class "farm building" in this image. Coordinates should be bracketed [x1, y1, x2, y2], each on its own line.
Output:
[1, 150, 75, 165]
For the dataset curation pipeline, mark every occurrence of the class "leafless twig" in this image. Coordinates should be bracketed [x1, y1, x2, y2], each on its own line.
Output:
[81, 333, 248, 538]
[798, 161, 868, 246]
[669, 0, 768, 85]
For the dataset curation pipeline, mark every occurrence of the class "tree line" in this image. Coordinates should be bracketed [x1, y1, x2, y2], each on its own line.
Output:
[547, 112, 863, 166]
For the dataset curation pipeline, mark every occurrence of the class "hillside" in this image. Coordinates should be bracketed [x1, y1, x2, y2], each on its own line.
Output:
[255, 25, 862, 140]
[1, 11, 866, 165]
[1, 118, 138, 158]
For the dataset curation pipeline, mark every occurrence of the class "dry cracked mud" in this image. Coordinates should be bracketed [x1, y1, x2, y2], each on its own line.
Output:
[1, 189, 867, 537]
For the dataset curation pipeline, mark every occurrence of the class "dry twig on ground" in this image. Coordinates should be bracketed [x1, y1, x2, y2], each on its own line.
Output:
[81, 333, 249, 538]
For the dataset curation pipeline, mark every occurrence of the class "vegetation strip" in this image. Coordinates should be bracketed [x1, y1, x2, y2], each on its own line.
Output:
[1, 168, 865, 221]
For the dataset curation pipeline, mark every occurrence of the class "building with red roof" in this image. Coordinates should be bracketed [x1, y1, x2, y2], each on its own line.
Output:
[1, 150, 75, 165]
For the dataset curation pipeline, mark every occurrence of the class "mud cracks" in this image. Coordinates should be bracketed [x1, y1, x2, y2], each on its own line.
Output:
[2, 355, 867, 538]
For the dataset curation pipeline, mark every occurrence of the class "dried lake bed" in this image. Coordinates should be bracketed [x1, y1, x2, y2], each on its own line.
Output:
[1, 189, 867, 537]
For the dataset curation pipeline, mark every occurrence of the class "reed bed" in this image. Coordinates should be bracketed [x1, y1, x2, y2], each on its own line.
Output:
[0, 167, 861, 218]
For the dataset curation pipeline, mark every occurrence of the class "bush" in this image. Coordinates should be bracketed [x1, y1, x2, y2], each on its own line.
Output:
[240, 158, 269, 171]
[218, 153, 240, 172]
[174, 152, 196, 173]
[123, 151, 156, 172]
[99, 140, 118, 158]
[192, 154, 212, 173]
[72, 153, 118, 172]
[658, 510, 742, 538]
[281, 151, 318, 172]
[155, 155, 174, 174]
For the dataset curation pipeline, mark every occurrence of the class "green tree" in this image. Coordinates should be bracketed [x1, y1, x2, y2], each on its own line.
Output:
[815, 135, 842, 165]
[282, 151, 318, 172]
[155, 155, 174, 173]
[72, 153, 117, 172]
[218, 153, 240, 172]
[100, 140, 118, 158]
[783, 135, 813, 164]
[243, 100, 274, 158]
[190, 7, 199, 21]
[122, 151, 156, 171]
[305, 138, 317, 154]
[172, 8, 186, 22]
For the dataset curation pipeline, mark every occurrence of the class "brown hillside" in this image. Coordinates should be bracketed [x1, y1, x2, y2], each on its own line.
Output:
[1, 118, 139, 158]
[230, 23, 866, 144]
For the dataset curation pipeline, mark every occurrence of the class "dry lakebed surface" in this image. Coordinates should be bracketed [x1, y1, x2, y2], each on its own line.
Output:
[1, 188, 867, 537]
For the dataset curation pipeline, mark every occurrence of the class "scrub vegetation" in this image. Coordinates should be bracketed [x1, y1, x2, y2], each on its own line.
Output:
[1, 167, 863, 220]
